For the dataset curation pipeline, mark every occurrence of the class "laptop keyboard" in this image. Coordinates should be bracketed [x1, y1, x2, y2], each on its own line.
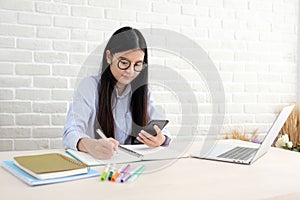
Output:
[217, 146, 258, 161]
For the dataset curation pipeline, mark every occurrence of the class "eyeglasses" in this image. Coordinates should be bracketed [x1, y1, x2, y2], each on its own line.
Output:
[117, 58, 146, 72]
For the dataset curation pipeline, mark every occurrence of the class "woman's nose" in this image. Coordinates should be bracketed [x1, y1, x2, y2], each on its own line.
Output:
[125, 63, 135, 73]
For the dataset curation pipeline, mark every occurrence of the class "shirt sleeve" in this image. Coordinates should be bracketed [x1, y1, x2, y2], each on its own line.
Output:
[62, 77, 97, 150]
[147, 90, 172, 146]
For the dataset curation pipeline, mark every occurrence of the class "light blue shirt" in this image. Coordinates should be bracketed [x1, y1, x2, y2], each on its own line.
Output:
[63, 75, 171, 150]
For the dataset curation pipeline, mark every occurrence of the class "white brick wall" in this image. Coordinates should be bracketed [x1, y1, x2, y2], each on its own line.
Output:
[0, 0, 298, 150]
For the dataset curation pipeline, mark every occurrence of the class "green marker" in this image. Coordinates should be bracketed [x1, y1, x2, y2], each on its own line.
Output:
[100, 164, 110, 181]
[108, 164, 116, 181]
[128, 165, 145, 183]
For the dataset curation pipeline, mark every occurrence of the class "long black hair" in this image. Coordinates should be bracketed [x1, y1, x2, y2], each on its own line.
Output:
[96, 27, 148, 140]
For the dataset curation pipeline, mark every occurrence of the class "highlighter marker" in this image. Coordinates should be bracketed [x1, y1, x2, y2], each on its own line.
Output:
[116, 164, 130, 183]
[111, 164, 126, 182]
[128, 165, 145, 183]
[100, 164, 110, 181]
[108, 164, 116, 181]
[120, 173, 131, 183]
[120, 166, 140, 183]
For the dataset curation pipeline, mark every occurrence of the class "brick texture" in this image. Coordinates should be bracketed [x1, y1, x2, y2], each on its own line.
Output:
[0, 0, 298, 150]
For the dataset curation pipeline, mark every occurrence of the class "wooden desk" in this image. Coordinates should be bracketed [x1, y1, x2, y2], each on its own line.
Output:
[1, 140, 300, 200]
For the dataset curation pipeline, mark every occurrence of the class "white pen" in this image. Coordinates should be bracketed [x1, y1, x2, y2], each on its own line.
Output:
[96, 129, 109, 141]
[96, 129, 143, 158]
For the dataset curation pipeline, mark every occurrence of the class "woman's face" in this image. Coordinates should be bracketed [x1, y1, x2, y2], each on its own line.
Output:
[107, 48, 145, 88]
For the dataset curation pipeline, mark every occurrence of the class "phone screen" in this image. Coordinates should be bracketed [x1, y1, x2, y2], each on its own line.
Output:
[141, 120, 169, 136]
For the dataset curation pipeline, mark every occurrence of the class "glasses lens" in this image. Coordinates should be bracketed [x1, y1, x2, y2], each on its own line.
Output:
[134, 62, 144, 72]
[118, 59, 130, 69]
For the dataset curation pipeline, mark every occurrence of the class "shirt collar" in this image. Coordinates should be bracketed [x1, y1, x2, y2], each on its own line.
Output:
[114, 84, 132, 99]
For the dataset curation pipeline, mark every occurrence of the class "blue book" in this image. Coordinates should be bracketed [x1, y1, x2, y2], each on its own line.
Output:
[1, 161, 100, 186]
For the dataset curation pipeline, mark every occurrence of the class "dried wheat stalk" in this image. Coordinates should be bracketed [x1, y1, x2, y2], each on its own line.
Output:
[279, 104, 300, 147]
[225, 128, 258, 142]
[226, 104, 300, 146]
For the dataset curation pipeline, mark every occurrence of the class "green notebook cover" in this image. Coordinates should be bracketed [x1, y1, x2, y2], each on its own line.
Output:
[13, 153, 88, 180]
[1, 161, 100, 186]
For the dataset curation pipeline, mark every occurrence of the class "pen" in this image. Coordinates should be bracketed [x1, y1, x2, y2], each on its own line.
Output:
[108, 164, 116, 181]
[116, 164, 130, 183]
[128, 165, 145, 183]
[120, 166, 140, 183]
[96, 129, 109, 141]
[119, 145, 144, 158]
[96, 129, 143, 158]
[111, 164, 126, 182]
[100, 164, 110, 181]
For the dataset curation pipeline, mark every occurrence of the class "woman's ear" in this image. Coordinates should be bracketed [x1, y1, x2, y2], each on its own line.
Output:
[106, 50, 112, 64]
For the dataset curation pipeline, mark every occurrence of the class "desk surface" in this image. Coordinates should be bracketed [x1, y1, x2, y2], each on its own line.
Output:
[1, 140, 300, 200]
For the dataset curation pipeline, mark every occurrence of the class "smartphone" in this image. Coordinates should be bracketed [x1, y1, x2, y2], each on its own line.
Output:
[132, 120, 169, 144]
[141, 120, 169, 136]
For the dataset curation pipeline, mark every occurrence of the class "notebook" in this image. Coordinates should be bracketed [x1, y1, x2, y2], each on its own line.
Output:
[1, 161, 100, 186]
[66, 144, 186, 166]
[191, 104, 295, 165]
[13, 153, 88, 179]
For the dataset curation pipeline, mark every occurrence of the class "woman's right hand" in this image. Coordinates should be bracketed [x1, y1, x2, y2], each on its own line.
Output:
[77, 137, 119, 160]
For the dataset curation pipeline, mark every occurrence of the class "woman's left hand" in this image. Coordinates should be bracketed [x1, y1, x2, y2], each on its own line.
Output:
[137, 125, 166, 147]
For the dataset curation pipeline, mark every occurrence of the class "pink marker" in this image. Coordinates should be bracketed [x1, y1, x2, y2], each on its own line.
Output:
[116, 164, 130, 182]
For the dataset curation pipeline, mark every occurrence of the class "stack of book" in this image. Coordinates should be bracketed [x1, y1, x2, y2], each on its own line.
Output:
[1, 153, 100, 186]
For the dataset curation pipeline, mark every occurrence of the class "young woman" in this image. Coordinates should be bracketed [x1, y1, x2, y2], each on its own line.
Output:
[63, 27, 171, 160]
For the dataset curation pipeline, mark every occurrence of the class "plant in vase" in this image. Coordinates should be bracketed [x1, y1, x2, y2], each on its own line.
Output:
[277, 104, 300, 151]
[275, 133, 300, 152]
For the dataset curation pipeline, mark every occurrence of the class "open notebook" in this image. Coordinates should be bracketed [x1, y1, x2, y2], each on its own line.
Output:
[66, 144, 187, 166]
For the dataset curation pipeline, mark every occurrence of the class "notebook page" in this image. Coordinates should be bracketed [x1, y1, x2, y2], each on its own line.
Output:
[121, 145, 187, 160]
[120, 144, 163, 155]
[66, 149, 140, 166]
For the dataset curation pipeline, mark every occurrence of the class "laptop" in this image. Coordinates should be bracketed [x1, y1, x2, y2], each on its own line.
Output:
[191, 104, 295, 165]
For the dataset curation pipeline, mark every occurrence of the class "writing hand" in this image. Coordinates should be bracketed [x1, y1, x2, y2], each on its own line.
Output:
[78, 137, 119, 160]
